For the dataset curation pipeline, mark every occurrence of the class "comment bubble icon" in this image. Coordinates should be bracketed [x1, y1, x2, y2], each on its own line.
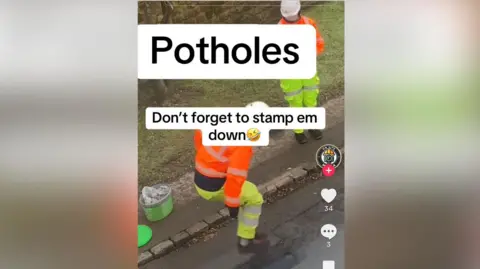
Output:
[321, 224, 337, 240]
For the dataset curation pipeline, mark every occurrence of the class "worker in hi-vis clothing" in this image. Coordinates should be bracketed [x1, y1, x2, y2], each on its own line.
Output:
[279, 0, 325, 144]
[193, 102, 269, 253]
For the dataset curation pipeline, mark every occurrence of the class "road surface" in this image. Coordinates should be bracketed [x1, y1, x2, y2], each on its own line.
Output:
[141, 168, 344, 269]
[139, 122, 344, 252]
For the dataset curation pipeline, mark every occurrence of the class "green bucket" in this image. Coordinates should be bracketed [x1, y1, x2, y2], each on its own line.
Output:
[139, 184, 174, 222]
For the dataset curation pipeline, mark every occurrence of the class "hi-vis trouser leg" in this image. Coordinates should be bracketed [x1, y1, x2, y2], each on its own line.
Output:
[280, 74, 320, 134]
[195, 181, 263, 240]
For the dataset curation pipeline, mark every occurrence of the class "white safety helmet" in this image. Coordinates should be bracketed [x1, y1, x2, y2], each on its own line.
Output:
[280, 0, 301, 19]
[246, 101, 269, 108]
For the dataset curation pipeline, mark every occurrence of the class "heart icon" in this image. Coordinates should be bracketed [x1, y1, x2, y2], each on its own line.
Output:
[320, 189, 337, 203]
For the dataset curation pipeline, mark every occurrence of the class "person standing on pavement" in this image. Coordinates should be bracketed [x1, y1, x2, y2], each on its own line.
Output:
[193, 102, 269, 253]
[279, 0, 325, 144]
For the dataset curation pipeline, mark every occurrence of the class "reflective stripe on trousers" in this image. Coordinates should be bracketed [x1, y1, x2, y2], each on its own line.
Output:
[239, 204, 262, 227]
[281, 79, 320, 134]
[283, 84, 319, 97]
[195, 181, 264, 240]
[238, 204, 262, 238]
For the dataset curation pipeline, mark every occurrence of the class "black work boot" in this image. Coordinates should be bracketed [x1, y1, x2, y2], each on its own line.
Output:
[308, 129, 323, 140]
[294, 133, 308, 144]
[237, 233, 270, 254]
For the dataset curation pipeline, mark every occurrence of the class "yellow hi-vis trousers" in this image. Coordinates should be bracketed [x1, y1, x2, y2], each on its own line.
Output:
[280, 74, 320, 134]
[195, 181, 263, 240]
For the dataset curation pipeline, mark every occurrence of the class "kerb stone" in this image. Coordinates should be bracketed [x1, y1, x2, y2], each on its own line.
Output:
[204, 213, 224, 226]
[288, 167, 308, 180]
[150, 240, 174, 257]
[265, 184, 277, 195]
[138, 251, 153, 265]
[170, 231, 190, 246]
[274, 174, 294, 189]
[186, 221, 208, 236]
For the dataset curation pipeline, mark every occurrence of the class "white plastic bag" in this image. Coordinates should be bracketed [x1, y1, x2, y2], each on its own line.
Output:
[141, 185, 169, 206]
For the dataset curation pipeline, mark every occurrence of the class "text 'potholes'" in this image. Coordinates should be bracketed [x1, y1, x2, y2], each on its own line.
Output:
[146, 107, 326, 146]
[138, 24, 317, 79]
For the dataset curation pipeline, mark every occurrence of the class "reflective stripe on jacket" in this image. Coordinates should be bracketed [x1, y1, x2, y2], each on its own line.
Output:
[194, 130, 253, 208]
[279, 15, 324, 55]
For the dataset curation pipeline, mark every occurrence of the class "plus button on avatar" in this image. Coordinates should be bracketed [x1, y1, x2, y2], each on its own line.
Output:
[322, 164, 336, 177]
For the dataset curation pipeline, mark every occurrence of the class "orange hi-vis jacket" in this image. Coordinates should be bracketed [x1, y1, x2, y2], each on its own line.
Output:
[279, 15, 325, 55]
[194, 130, 253, 208]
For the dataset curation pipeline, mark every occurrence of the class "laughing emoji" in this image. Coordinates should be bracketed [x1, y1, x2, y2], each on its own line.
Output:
[246, 128, 261, 142]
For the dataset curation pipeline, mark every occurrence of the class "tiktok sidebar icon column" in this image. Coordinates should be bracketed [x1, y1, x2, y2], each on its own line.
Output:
[315, 144, 342, 177]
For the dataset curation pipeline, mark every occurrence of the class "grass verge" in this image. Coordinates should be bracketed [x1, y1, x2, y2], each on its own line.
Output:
[138, 2, 344, 188]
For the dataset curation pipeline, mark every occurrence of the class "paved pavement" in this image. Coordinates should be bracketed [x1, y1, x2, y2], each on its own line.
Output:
[141, 168, 344, 269]
[138, 122, 344, 253]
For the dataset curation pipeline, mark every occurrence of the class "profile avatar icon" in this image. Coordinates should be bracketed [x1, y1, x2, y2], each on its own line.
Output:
[322, 148, 336, 164]
[315, 144, 342, 168]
